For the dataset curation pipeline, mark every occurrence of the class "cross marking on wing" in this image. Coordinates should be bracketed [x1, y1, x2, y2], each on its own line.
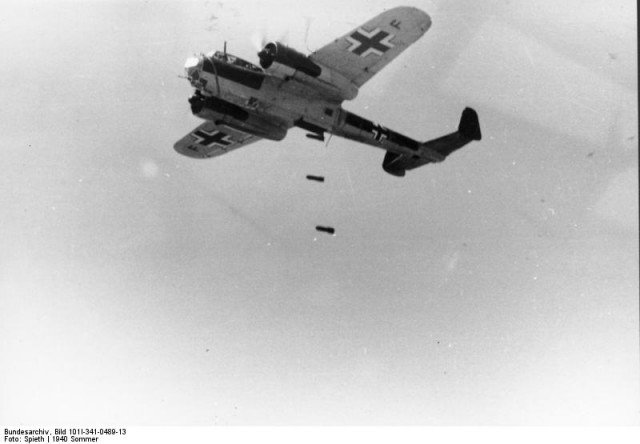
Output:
[346, 27, 395, 57]
[193, 129, 233, 148]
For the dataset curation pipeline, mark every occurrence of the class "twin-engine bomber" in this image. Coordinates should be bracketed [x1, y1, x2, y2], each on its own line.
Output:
[174, 7, 481, 177]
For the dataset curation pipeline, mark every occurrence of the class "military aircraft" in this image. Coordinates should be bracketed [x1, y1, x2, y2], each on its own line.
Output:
[174, 7, 481, 177]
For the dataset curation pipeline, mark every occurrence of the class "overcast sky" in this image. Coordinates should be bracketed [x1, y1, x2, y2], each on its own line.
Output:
[1, 0, 638, 426]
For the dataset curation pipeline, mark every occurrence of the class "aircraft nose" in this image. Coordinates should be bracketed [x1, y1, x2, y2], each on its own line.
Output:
[184, 55, 202, 78]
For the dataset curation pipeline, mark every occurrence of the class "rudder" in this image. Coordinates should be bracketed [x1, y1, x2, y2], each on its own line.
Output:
[458, 107, 482, 141]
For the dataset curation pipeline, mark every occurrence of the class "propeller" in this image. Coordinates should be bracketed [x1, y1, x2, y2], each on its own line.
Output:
[254, 27, 292, 69]
[251, 29, 269, 52]
[257, 42, 277, 69]
[303, 16, 314, 53]
[251, 28, 289, 51]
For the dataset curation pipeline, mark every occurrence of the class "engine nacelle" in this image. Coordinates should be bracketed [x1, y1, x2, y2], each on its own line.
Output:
[189, 93, 248, 121]
[189, 94, 287, 141]
[258, 42, 358, 101]
[258, 42, 321, 77]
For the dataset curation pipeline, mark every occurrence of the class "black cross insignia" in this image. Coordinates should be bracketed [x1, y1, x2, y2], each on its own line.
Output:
[346, 27, 394, 57]
[193, 129, 233, 148]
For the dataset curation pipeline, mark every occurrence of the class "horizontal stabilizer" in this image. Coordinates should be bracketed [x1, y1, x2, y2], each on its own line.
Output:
[382, 107, 481, 177]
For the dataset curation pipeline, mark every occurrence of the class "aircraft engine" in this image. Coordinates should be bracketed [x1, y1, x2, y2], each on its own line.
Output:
[258, 42, 321, 77]
[189, 94, 287, 141]
[258, 42, 358, 101]
[189, 94, 248, 120]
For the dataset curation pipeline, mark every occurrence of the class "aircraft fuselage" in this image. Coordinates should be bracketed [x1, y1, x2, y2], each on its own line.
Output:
[187, 51, 426, 160]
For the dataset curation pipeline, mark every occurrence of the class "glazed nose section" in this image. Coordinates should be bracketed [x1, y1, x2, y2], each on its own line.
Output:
[184, 55, 202, 80]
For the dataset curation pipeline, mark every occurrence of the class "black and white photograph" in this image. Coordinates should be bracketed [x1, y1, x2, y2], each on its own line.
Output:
[1, 0, 638, 437]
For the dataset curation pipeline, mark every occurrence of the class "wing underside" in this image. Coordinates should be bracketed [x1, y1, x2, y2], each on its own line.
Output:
[310, 6, 431, 88]
[174, 121, 261, 159]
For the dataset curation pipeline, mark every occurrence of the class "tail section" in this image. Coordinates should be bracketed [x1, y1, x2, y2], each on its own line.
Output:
[458, 107, 482, 142]
[382, 107, 481, 177]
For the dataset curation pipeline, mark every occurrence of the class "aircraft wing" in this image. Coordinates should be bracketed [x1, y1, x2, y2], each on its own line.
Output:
[174, 121, 261, 159]
[309, 6, 431, 89]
